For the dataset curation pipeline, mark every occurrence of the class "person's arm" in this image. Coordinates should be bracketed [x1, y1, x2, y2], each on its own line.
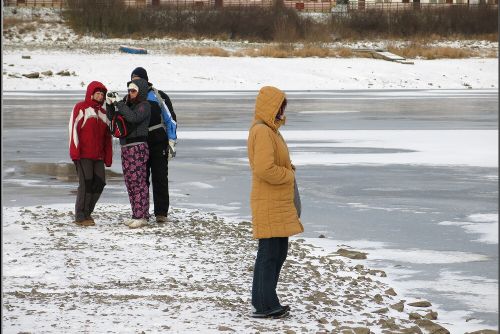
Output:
[105, 102, 115, 122]
[158, 90, 177, 141]
[68, 104, 83, 162]
[103, 127, 112, 167]
[157, 90, 177, 159]
[105, 92, 122, 121]
[115, 100, 150, 124]
[160, 90, 176, 122]
[252, 126, 294, 185]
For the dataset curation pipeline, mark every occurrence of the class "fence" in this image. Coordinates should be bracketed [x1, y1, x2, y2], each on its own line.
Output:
[117, 0, 334, 11]
[4, 0, 64, 6]
[117, 0, 498, 11]
[3, 0, 498, 12]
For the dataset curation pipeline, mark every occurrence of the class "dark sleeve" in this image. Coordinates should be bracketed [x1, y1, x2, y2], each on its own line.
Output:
[116, 101, 150, 124]
[159, 90, 176, 122]
[105, 103, 115, 121]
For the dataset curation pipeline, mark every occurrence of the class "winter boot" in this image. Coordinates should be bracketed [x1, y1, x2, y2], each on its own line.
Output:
[250, 305, 290, 319]
[128, 218, 148, 229]
[123, 219, 134, 226]
[75, 219, 95, 227]
[156, 215, 167, 223]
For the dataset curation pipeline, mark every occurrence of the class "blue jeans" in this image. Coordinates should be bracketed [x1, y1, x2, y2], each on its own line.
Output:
[251, 237, 289, 314]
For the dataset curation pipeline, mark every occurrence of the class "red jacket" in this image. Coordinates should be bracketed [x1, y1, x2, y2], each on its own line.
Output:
[69, 81, 112, 167]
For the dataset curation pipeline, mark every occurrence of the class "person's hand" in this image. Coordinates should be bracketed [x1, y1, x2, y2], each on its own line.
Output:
[106, 92, 120, 105]
[167, 139, 176, 160]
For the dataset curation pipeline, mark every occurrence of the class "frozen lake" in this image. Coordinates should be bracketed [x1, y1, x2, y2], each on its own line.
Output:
[2, 89, 498, 330]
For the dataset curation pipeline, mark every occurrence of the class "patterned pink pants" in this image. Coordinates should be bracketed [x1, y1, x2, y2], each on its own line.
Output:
[121, 142, 150, 219]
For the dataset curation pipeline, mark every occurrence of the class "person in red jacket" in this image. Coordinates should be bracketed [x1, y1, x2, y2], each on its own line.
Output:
[69, 81, 113, 226]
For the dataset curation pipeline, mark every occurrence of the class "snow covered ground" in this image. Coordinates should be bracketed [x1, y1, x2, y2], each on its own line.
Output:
[2, 52, 498, 91]
[2, 204, 493, 334]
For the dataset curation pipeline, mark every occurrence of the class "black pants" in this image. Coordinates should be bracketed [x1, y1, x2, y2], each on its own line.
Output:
[146, 142, 170, 217]
[251, 237, 289, 314]
[75, 159, 106, 221]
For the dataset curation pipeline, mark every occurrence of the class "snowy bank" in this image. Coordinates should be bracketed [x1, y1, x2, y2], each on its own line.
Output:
[3, 6, 497, 91]
[2, 6, 497, 58]
[2, 52, 497, 91]
[3, 203, 480, 334]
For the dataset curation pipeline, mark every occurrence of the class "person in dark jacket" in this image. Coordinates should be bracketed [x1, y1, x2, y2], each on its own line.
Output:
[130, 67, 177, 223]
[69, 81, 112, 227]
[106, 78, 151, 228]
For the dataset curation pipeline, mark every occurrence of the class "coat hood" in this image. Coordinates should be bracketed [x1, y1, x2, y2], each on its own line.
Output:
[85, 81, 107, 106]
[254, 86, 286, 131]
[127, 78, 149, 102]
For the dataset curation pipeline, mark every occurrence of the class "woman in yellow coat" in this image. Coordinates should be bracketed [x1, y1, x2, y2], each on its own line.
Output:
[247, 86, 304, 318]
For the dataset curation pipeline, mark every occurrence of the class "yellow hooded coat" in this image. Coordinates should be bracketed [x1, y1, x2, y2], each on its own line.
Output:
[247, 86, 304, 239]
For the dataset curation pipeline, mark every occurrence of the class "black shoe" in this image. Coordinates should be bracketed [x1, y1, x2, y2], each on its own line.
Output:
[267, 307, 290, 319]
[250, 306, 290, 319]
[250, 311, 268, 319]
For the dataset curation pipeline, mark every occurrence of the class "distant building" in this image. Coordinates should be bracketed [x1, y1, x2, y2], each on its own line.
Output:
[122, 0, 498, 6]
[4, 0, 64, 6]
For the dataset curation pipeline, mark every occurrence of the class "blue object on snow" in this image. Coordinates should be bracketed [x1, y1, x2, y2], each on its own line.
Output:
[119, 45, 148, 54]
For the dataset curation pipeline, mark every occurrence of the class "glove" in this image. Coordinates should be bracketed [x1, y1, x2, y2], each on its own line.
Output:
[106, 92, 120, 105]
[167, 139, 176, 160]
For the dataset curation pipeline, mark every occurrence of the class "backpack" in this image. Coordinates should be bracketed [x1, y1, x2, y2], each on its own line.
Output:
[110, 113, 135, 138]
[151, 88, 177, 141]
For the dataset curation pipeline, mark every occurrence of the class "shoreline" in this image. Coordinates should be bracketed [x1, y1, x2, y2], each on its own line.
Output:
[2, 203, 497, 333]
[2, 6, 498, 59]
[2, 51, 498, 91]
[2, 7, 498, 91]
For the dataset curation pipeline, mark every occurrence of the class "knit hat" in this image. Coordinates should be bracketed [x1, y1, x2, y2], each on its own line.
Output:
[131, 67, 148, 81]
[128, 82, 139, 92]
[128, 78, 149, 102]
